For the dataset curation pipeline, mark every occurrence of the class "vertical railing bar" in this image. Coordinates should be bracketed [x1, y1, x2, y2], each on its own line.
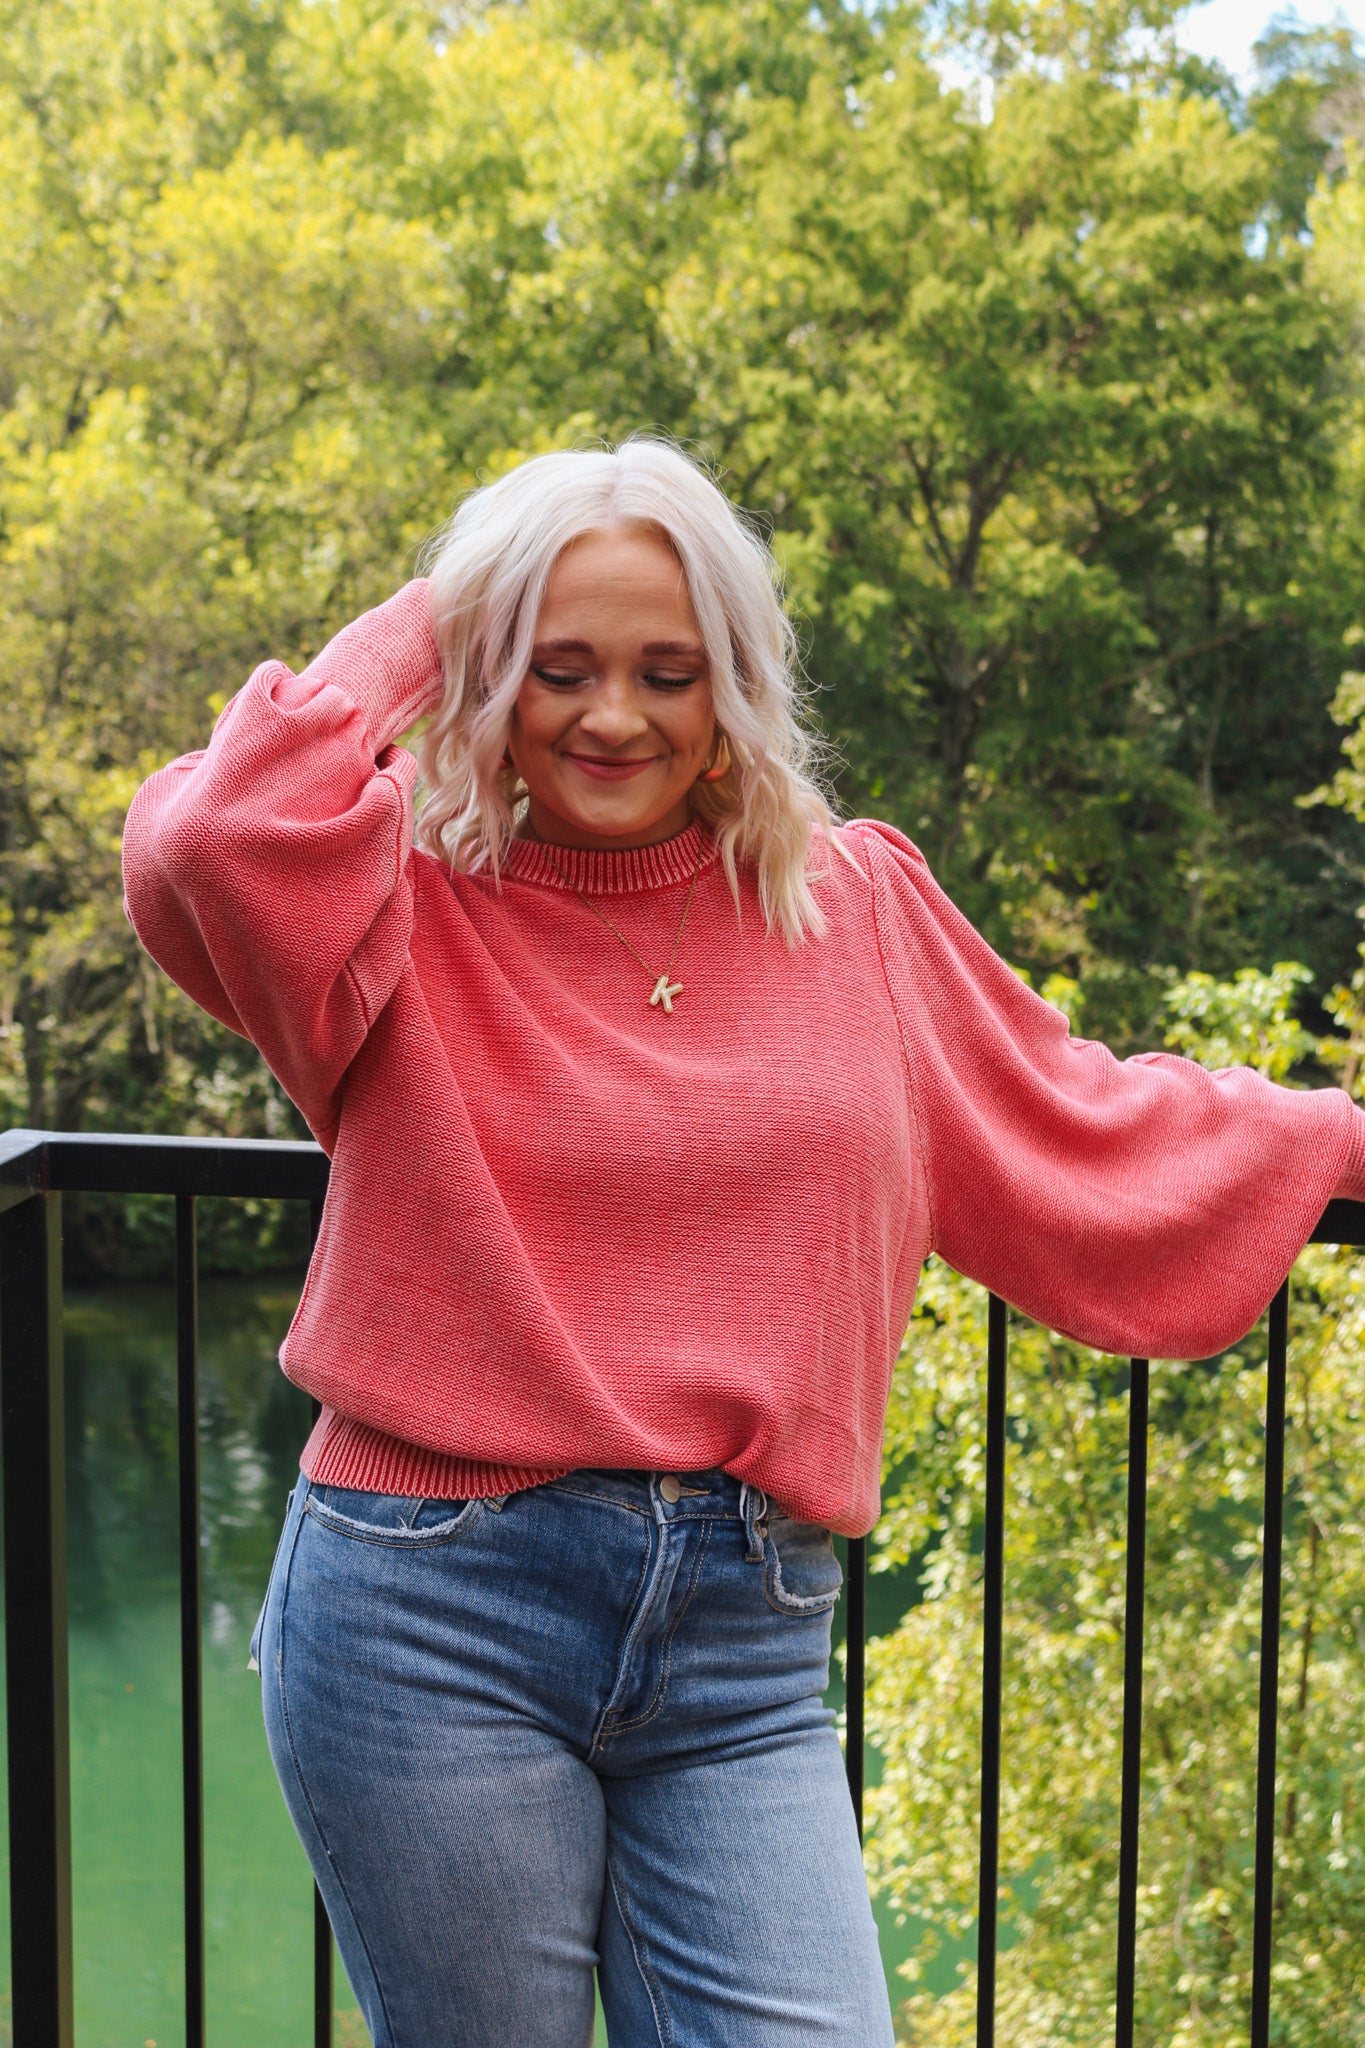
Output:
[975, 1292, 1008, 2048]
[1249, 1281, 1289, 2048]
[314, 1892, 334, 2048]
[845, 1536, 867, 1839]
[0, 1190, 73, 2048]
[307, 1193, 333, 2048]
[1114, 1358, 1150, 2048]
[176, 1195, 206, 2048]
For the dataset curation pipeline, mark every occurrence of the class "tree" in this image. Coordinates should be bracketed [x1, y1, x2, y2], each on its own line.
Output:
[4, 0, 1365, 1157]
[667, 36, 1365, 1040]
[0, 0, 697, 1141]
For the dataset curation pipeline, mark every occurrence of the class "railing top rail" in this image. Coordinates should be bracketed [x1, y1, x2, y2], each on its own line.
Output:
[0, 1129, 328, 1211]
[4, 1129, 1365, 1255]
[1307, 1196, 1365, 1246]
[5, 1129, 1365, 1247]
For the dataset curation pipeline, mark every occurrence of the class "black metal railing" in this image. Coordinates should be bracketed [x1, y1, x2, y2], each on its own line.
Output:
[2, 1126, 1361, 2048]
[1, 1131, 330, 2048]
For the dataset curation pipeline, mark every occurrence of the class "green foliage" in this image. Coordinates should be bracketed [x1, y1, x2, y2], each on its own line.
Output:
[6, 0, 1365, 1144]
[935, 0, 1185, 80]
[867, 965, 1365, 2043]
[1162, 962, 1316, 1080]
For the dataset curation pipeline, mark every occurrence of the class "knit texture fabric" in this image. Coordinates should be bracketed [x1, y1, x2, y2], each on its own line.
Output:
[122, 581, 1365, 1536]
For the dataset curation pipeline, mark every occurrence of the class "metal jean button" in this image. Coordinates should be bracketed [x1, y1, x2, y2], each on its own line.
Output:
[659, 1474, 682, 1505]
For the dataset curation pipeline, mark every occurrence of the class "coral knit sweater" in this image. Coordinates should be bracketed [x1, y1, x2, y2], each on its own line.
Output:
[122, 581, 1365, 1536]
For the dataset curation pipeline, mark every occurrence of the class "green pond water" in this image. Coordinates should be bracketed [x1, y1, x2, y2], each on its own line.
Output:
[0, 1254, 952, 2047]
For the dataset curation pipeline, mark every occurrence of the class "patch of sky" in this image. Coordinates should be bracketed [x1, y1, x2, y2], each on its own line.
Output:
[1180, 0, 1365, 85]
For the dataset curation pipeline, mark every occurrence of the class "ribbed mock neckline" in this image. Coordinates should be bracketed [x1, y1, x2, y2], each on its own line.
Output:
[503, 821, 715, 896]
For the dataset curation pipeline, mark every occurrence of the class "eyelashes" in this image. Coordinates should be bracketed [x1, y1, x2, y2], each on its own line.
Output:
[530, 667, 700, 692]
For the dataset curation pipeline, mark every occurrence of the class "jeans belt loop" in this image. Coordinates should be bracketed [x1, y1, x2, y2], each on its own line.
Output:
[739, 1481, 769, 1564]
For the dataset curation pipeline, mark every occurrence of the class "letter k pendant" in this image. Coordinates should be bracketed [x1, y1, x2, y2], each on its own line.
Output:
[649, 974, 683, 1014]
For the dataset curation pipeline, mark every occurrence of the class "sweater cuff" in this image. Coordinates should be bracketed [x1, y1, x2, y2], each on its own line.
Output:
[300, 579, 444, 753]
[1333, 1101, 1365, 1201]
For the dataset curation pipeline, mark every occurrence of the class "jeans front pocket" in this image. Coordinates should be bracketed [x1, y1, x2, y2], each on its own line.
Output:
[302, 1482, 485, 1547]
[763, 1512, 844, 1616]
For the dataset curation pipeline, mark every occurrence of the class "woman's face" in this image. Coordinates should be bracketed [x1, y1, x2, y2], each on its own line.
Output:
[506, 524, 717, 851]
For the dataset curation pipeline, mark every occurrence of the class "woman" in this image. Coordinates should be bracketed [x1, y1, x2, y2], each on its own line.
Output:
[123, 439, 1365, 2048]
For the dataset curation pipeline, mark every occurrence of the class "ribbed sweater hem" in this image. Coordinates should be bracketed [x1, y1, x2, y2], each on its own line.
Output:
[301, 1408, 571, 1500]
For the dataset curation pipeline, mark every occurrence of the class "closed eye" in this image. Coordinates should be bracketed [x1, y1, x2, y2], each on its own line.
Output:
[531, 666, 702, 690]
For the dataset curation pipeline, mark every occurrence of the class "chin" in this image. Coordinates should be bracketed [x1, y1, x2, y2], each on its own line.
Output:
[580, 814, 656, 840]
[560, 797, 660, 835]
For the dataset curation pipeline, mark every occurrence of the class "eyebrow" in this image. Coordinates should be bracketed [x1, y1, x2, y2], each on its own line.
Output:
[530, 637, 706, 659]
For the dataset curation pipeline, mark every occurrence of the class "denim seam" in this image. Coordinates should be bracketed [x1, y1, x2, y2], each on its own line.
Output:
[606, 1853, 675, 2048]
[605, 1518, 657, 1717]
[274, 1496, 399, 2046]
[249, 1486, 299, 1668]
[601, 1523, 711, 1741]
[548, 1482, 652, 1516]
[590, 1519, 666, 1760]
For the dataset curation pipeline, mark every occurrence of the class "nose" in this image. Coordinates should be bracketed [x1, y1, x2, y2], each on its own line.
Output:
[577, 674, 651, 748]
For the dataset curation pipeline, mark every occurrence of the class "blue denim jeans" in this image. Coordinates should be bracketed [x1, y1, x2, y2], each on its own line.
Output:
[252, 1468, 894, 2047]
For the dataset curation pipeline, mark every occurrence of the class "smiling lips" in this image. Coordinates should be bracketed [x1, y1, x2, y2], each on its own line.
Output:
[562, 752, 659, 780]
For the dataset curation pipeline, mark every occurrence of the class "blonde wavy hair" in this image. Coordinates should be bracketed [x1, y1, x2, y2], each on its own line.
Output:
[415, 437, 840, 941]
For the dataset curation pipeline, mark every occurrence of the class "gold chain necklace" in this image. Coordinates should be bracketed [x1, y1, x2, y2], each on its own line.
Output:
[541, 836, 704, 1014]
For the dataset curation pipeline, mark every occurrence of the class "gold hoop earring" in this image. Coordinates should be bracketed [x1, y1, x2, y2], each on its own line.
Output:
[698, 731, 731, 784]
